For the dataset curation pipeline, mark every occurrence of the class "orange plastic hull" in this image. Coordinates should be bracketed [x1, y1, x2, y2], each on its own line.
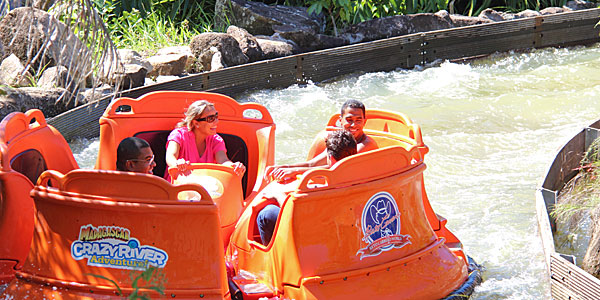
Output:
[1, 92, 473, 300]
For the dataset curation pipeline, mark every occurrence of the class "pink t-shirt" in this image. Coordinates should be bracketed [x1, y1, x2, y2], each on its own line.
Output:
[164, 127, 227, 180]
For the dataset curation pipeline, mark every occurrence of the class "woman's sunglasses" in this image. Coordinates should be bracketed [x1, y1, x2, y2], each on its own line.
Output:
[196, 112, 219, 123]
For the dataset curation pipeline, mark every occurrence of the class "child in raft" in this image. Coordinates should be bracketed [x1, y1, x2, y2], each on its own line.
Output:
[264, 99, 378, 183]
[164, 100, 246, 181]
[257, 129, 358, 245]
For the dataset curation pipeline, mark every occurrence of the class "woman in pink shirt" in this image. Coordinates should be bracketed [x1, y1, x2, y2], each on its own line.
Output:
[165, 100, 246, 181]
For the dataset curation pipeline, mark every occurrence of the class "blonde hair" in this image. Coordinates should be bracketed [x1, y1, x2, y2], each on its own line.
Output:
[177, 100, 215, 130]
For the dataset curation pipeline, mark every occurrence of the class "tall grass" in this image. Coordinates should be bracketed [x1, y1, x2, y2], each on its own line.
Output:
[91, 0, 214, 53]
[552, 138, 600, 230]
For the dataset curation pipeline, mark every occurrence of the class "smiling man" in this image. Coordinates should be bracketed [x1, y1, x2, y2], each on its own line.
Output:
[264, 99, 378, 183]
[116, 137, 157, 174]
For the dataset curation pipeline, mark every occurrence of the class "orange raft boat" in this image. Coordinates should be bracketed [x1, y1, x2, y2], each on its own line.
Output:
[0, 91, 481, 299]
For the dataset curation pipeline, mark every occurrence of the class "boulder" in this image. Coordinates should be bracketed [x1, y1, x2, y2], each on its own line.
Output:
[434, 10, 492, 27]
[565, 0, 597, 10]
[0, 7, 91, 80]
[479, 8, 509, 21]
[0, 54, 32, 87]
[256, 37, 295, 59]
[227, 25, 264, 62]
[147, 54, 187, 77]
[0, 86, 77, 120]
[38, 66, 71, 89]
[215, 0, 324, 36]
[110, 64, 147, 90]
[540, 7, 571, 14]
[514, 9, 541, 19]
[342, 13, 453, 44]
[210, 48, 226, 71]
[156, 46, 197, 73]
[81, 84, 114, 104]
[117, 49, 153, 73]
[190, 32, 249, 70]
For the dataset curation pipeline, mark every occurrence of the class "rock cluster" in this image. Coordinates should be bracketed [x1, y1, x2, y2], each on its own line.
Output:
[0, 0, 596, 119]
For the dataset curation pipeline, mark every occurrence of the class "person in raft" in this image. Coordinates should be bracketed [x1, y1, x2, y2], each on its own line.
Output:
[264, 99, 377, 183]
[257, 129, 358, 245]
[116, 137, 157, 174]
[164, 100, 246, 181]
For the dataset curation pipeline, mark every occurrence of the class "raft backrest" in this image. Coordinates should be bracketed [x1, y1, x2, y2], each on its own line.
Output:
[0, 109, 78, 180]
[23, 169, 229, 298]
[96, 91, 275, 199]
[273, 146, 437, 287]
[308, 109, 428, 160]
[0, 110, 78, 281]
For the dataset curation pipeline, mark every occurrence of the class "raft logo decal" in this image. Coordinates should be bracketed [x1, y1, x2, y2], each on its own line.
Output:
[356, 192, 411, 260]
[71, 224, 168, 270]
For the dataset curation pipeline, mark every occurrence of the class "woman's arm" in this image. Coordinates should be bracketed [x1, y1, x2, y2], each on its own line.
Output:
[215, 150, 246, 176]
[166, 141, 189, 171]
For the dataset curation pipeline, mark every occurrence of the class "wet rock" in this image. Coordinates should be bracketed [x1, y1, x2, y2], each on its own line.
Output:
[0, 54, 32, 87]
[215, 0, 324, 36]
[256, 37, 295, 59]
[147, 54, 187, 77]
[565, 0, 597, 10]
[0, 7, 91, 79]
[0, 86, 77, 120]
[342, 13, 453, 44]
[156, 46, 197, 73]
[190, 32, 249, 70]
[227, 25, 264, 62]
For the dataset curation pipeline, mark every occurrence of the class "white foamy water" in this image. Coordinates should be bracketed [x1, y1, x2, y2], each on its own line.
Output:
[61, 44, 600, 299]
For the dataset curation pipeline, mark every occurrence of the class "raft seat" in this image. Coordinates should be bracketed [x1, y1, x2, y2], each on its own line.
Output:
[96, 91, 276, 200]
[3, 169, 230, 299]
[134, 130, 249, 195]
[0, 109, 78, 284]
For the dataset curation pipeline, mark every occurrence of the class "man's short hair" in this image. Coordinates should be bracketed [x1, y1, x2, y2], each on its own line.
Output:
[326, 130, 357, 162]
[116, 137, 150, 171]
[341, 99, 366, 117]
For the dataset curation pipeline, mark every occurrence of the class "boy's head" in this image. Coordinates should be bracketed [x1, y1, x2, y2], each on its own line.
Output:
[326, 130, 358, 166]
[116, 137, 156, 174]
[339, 99, 366, 142]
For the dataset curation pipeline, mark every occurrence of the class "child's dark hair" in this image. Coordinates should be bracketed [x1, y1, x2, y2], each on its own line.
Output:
[341, 99, 366, 117]
[116, 137, 150, 171]
[326, 130, 358, 162]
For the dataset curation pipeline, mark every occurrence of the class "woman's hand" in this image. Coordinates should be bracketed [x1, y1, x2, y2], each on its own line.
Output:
[175, 158, 191, 173]
[224, 161, 246, 177]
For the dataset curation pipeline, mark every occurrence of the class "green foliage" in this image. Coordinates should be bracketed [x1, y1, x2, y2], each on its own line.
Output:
[552, 137, 600, 229]
[90, 0, 210, 53]
[87, 266, 166, 300]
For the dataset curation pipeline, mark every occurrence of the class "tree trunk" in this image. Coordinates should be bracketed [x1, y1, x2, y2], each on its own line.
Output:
[583, 213, 600, 277]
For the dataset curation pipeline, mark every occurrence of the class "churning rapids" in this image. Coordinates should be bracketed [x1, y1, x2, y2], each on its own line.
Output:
[49, 44, 600, 299]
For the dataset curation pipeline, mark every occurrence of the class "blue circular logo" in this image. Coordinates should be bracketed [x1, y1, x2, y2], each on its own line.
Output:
[361, 192, 401, 250]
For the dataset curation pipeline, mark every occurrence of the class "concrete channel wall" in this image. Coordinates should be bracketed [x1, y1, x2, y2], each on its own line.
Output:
[49, 8, 600, 140]
[537, 120, 600, 300]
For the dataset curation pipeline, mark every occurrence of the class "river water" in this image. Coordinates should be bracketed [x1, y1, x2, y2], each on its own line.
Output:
[63, 44, 600, 299]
